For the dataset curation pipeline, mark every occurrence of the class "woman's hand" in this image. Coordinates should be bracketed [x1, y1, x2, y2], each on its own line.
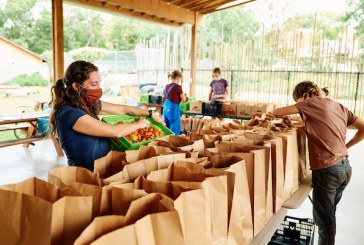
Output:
[113, 119, 149, 138]
[136, 118, 150, 128]
[151, 112, 164, 124]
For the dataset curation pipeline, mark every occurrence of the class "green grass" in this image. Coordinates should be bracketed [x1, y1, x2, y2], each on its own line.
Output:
[0, 131, 17, 141]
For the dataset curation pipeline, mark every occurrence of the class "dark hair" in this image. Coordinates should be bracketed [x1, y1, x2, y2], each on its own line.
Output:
[213, 67, 221, 74]
[49, 60, 100, 136]
[292, 81, 329, 102]
[170, 70, 182, 80]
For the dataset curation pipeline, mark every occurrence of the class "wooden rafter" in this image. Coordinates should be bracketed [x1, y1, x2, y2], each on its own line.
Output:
[66, 0, 183, 27]
[206, 0, 256, 13]
[200, 0, 255, 14]
[96, 0, 197, 24]
[178, 0, 208, 8]
[194, 0, 230, 12]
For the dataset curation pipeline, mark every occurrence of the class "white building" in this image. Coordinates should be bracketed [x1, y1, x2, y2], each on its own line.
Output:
[0, 36, 49, 84]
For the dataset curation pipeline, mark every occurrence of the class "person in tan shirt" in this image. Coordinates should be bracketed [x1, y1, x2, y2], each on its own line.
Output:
[273, 81, 364, 245]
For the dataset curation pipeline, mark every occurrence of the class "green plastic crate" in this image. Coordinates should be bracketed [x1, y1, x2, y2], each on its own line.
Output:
[180, 97, 196, 112]
[139, 93, 149, 104]
[102, 114, 174, 151]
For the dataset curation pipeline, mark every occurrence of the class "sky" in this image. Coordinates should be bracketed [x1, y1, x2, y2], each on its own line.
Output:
[245, 0, 350, 26]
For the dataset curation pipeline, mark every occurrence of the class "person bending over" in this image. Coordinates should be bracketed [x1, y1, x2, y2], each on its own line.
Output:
[272, 81, 364, 245]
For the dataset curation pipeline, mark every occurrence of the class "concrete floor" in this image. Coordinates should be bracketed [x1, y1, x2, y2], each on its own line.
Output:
[0, 130, 363, 244]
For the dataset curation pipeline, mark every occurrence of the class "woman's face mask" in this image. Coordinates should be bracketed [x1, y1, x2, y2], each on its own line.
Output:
[79, 84, 102, 105]
[213, 74, 221, 80]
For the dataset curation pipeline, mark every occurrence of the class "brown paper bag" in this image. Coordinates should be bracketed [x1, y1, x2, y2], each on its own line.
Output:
[126, 145, 174, 163]
[297, 126, 310, 180]
[244, 133, 285, 213]
[94, 150, 126, 179]
[215, 144, 266, 236]
[0, 177, 93, 245]
[192, 117, 200, 132]
[147, 164, 229, 244]
[91, 224, 137, 245]
[48, 166, 103, 186]
[174, 189, 212, 245]
[76, 192, 174, 245]
[104, 153, 186, 184]
[208, 155, 254, 244]
[173, 161, 244, 244]
[188, 132, 204, 141]
[265, 137, 285, 213]
[48, 167, 115, 216]
[275, 130, 300, 198]
[93, 211, 184, 245]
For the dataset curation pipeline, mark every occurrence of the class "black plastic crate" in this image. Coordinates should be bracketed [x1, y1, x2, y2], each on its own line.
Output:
[203, 102, 217, 115]
[269, 216, 315, 245]
[148, 95, 164, 105]
[203, 102, 223, 115]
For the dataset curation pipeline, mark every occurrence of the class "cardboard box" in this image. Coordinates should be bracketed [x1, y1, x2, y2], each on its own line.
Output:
[189, 101, 203, 114]
[252, 103, 275, 114]
[236, 103, 253, 117]
[221, 103, 237, 116]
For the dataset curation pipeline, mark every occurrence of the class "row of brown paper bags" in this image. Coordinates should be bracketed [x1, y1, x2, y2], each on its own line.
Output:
[0, 130, 307, 245]
[181, 116, 274, 134]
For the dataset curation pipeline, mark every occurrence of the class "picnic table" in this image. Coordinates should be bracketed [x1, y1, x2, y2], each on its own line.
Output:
[0, 111, 64, 156]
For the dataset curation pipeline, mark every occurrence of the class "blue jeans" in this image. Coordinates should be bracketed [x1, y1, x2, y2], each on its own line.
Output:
[163, 99, 181, 135]
[312, 158, 352, 245]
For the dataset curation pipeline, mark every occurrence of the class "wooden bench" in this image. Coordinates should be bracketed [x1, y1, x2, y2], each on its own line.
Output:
[0, 136, 45, 148]
[0, 112, 64, 156]
[0, 124, 30, 132]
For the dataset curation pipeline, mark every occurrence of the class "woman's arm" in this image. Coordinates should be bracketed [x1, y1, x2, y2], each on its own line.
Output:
[346, 118, 364, 149]
[208, 87, 213, 101]
[101, 101, 148, 116]
[272, 105, 299, 117]
[100, 101, 163, 123]
[73, 115, 149, 138]
[225, 85, 229, 96]
[180, 93, 188, 103]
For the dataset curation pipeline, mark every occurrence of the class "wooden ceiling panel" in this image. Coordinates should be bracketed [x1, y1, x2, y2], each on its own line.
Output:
[66, 0, 256, 26]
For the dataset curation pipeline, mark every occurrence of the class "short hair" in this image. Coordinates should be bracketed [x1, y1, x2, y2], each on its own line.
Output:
[170, 70, 183, 80]
[213, 68, 221, 74]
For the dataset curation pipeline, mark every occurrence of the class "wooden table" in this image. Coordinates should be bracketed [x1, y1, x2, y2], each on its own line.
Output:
[138, 102, 163, 114]
[181, 111, 251, 121]
[0, 111, 64, 156]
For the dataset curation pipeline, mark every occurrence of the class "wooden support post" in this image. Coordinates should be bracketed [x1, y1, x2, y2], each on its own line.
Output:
[52, 0, 65, 82]
[190, 15, 199, 97]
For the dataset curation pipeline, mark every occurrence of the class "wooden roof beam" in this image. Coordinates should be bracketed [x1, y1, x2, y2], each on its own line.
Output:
[188, 0, 226, 11]
[66, 0, 183, 27]
[179, 0, 211, 9]
[200, 0, 255, 14]
[103, 0, 198, 24]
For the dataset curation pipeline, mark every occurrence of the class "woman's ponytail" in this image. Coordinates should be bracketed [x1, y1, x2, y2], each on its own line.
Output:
[49, 78, 66, 136]
[321, 87, 329, 97]
[293, 81, 328, 101]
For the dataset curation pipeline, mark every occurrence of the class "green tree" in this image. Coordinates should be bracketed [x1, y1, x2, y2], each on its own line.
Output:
[344, 0, 364, 36]
[282, 13, 344, 40]
[0, 0, 37, 48]
[28, 9, 52, 54]
[199, 5, 260, 44]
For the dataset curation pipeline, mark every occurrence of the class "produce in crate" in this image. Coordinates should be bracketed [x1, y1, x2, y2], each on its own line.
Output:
[121, 124, 164, 143]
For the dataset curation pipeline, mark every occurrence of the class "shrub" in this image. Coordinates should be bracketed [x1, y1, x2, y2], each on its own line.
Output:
[5, 72, 49, 87]
[69, 47, 109, 63]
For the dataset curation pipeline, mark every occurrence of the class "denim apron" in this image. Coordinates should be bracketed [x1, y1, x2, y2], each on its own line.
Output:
[163, 83, 181, 135]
